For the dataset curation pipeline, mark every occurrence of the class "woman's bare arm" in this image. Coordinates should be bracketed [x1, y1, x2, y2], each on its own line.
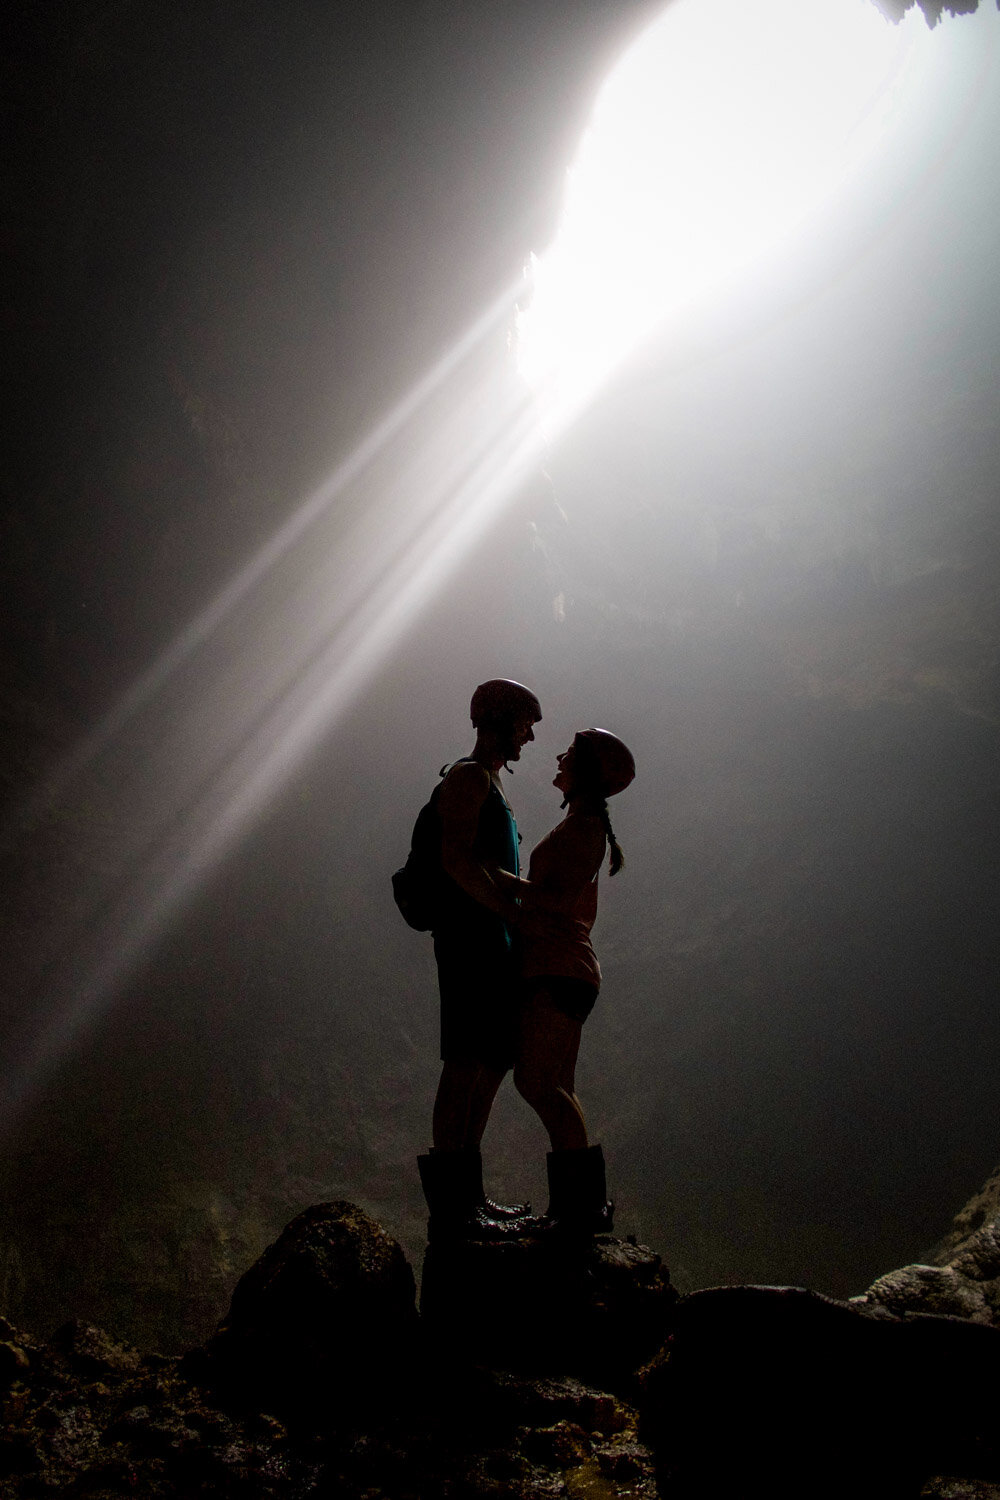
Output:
[495, 816, 605, 916]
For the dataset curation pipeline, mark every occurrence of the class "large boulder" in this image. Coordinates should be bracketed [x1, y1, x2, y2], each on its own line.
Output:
[198, 1201, 418, 1422]
[420, 1231, 676, 1387]
[639, 1284, 1000, 1500]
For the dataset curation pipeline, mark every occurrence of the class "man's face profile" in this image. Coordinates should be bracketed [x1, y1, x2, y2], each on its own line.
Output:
[503, 713, 538, 762]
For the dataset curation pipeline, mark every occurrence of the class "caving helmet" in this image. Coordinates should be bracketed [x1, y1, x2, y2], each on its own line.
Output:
[572, 728, 635, 799]
[470, 678, 542, 730]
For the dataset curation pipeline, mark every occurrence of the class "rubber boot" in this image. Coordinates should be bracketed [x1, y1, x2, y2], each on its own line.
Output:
[467, 1148, 531, 1222]
[544, 1144, 614, 1236]
[417, 1151, 528, 1242]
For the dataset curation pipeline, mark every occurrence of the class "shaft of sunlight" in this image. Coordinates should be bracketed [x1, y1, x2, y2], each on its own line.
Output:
[2, 282, 522, 847]
[2, 329, 541, 1127]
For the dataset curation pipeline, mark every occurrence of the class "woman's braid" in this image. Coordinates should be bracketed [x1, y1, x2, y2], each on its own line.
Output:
[598, 800, 625, 877]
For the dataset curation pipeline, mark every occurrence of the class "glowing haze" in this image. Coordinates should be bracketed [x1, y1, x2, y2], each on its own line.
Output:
[517, 0, 930, 413]
[2, 0, 977, 1123]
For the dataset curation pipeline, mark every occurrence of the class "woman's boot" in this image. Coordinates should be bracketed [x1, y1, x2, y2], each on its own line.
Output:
[543, 1144, 614, 1236]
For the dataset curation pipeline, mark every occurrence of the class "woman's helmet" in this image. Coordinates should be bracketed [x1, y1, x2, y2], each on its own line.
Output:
[470, 678, 542, 728]
[573, 728, 635, 798]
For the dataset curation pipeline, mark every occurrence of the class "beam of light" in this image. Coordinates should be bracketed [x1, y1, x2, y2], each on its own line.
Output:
[2, 315, 543, 1127]
[1, 281, 522, 847]
[516, 0, 934, 420]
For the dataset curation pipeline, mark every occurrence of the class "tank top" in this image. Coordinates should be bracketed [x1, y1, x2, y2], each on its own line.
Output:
[435, 761, 519, 942]
[519, 816, 603, 989]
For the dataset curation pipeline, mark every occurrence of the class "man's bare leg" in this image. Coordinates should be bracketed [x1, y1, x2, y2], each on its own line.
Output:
[431, 1059, 479, 1150]
[466, 1064, 507, 1148]
[432, 1059, 508, 1149]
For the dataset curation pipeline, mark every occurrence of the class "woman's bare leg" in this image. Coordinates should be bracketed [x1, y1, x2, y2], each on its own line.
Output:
[514, 997, 588, 1152]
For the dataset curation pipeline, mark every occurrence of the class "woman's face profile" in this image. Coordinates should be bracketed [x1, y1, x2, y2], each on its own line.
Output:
[553, 743, 577, 797]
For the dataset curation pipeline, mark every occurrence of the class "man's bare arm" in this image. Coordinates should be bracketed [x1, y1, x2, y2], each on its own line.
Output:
[438, 761, 517, 919]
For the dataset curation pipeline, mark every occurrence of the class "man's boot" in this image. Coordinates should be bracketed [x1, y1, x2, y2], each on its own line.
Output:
[418, 1151, 528, 1242]
[542, 1143, 615, 1236]
[467, 1148, 530, 1222]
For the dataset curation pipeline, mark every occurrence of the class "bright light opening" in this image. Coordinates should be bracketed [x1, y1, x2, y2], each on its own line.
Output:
[517, 0, 929, 413]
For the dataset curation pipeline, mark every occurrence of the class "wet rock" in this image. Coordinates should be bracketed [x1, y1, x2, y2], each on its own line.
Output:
[420, 1231, 676, 1386]
[0, 1313, 321, 1498]
[923, 1483, 1000, 1500]
[561, 1454, 635, 1498]
[0, 1203, 663, 1497]
[593, 1436, 650, 1481]
[522, 1419, 593, 1467]
[199, 1200, 419, 1421]
[47, 1319, 141, 1376]
[0, 1339, 30, 1386]
[478, 1369, 629, 1433]
[0, 1430, 43, 1479]
[106, 1402, 200, 1453]
[639, 1284, 1000, 1500]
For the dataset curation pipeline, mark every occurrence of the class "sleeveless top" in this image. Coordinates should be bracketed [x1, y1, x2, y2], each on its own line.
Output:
[519, 817, 603, 989]
[435, 761, 519, 943]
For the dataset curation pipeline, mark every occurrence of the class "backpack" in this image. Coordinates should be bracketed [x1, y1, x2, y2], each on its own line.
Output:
[391, 768, 449, 931]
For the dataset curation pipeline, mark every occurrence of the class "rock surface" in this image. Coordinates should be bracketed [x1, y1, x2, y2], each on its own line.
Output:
[639, 1283, 1000, 1500]
[638, 1165, 1000, 1500]
[5, 1185, 1000, 1497]
[855, 1165, 1000, 1328]
[421, 1228, 677, 1386]
[196, 1201, 419, 1420]
[0, 1202, 661, 1497]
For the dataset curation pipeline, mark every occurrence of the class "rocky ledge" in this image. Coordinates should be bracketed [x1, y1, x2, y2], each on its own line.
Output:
[2, 1175, 1000, 1498]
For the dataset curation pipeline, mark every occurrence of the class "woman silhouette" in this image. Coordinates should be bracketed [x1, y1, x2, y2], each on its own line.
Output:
[494, 728, 635, 1234]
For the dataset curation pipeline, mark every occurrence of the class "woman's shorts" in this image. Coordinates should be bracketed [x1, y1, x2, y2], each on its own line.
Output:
[433, 913, 516, 1070]
[522, 974, 599, 1025]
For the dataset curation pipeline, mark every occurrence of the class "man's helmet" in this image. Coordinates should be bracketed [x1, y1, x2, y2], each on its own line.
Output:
[470, 678, 542, 728]
[573, 728, 635, 798]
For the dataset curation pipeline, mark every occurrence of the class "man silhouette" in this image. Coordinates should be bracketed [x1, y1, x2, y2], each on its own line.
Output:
[417, 678, 541, 1240]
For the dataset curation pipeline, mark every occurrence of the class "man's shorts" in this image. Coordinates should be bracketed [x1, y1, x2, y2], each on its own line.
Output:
[433, 908, 516, 1071]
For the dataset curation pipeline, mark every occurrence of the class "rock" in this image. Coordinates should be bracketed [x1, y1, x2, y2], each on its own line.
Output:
[522, 1419, 593, 1467]
[930, 1170, 1000, 1268]
[860, 1263, 994, 1324]
[420, 1231, 676, 1387]
[951, 1220, 1000, 1286]
[855, 1167, 1000, 1328]
[47, 1319, 141, 1376]
[477, 1369, 630, 1433]
[0, 1205, 667, 1498]
[923, 1483, 1000, 1500]
[594, 1436, 651, 1481]
[0, 1339, 31, 1386]
[0, 1430, 43, 1479]
[199, 1200, 419, 1421]
[639, 1284, 1000, 1500]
